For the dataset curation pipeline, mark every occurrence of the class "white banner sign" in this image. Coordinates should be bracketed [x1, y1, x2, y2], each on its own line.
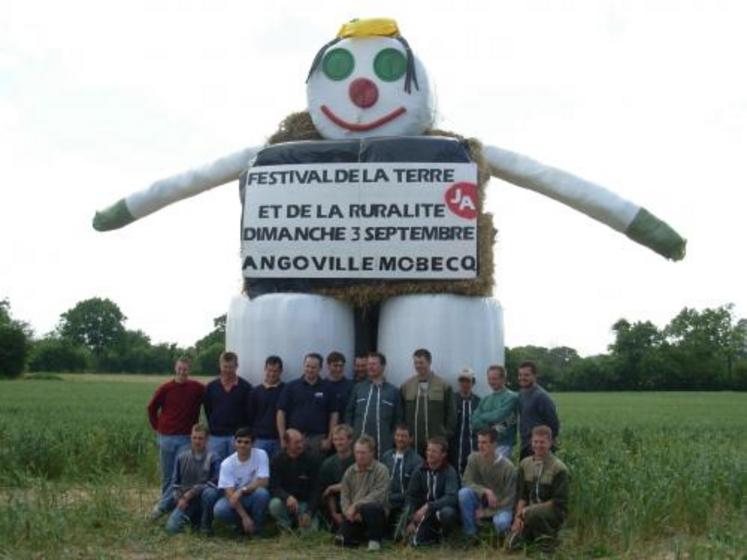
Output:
[241, 162, 479, 279]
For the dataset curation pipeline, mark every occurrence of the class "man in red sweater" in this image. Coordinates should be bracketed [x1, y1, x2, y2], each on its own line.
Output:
[147, 357, 205, 516]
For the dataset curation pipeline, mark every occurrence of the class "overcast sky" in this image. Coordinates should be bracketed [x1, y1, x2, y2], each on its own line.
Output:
[2, 0, 745, 357]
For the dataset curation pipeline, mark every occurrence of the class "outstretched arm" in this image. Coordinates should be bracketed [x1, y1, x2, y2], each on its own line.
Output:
[92, 145, 261, 231]
[483, 144, 686, 261]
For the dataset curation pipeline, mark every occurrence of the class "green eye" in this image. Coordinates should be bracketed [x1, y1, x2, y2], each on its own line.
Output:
[374, 48, 407, 82]
[322, 48, 354, 81]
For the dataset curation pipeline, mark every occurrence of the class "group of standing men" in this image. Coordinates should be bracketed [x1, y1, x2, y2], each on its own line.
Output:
[147, 348, 568, 552]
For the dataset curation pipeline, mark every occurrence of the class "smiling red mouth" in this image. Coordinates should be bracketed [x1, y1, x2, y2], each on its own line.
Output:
[321, 105, 407, 132]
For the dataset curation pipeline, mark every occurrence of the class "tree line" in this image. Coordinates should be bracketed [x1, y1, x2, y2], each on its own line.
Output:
[0, 297, 225, 377]
[2, 297, 746, 390]
[505, 305, 747, 391]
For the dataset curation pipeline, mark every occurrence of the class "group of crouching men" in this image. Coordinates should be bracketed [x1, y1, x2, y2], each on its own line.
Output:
[147, 349, 569, 552]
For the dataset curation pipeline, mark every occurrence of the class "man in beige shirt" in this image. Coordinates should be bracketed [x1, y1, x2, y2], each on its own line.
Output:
[336, 435, 390, 551]
[458, 427, 517, 543]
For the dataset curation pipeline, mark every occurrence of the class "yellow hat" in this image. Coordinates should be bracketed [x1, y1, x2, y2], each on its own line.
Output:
[337, 18, 399, 39]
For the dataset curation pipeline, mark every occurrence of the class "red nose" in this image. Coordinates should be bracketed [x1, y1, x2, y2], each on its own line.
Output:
[349, 78, 379, 108]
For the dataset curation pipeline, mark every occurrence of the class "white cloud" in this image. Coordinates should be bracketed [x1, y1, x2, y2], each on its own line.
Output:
[2, 0, 746, 354]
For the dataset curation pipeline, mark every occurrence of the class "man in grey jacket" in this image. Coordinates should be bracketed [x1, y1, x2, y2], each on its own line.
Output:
[161, 424, 220, 534]
[345, 352, 401, 458]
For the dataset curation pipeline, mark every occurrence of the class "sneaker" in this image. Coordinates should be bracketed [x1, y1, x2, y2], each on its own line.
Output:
[367, 540, 381, 551]
[506, 531, 523, 551]
[533, 534, 558, 553]
[147, 505, 165, 522]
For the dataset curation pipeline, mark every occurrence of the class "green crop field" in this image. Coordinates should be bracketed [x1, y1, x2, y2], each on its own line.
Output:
[1, 375, 745, 559]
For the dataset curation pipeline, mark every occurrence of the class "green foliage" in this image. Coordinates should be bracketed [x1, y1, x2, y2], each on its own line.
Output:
[0, 299, 30, 378]
[0, 324, 29, 378]
[508, 304, 747, 391]
[28, 337, 91, 372]
[58, 297, 126, 357]
[195, 341, 224, 376]
[96, 329, 184, 374]
[0, 298, 11, 324]
[661, 305, 743, 389]
[191, 313, 226, 375]
[506, 345, 582, 390]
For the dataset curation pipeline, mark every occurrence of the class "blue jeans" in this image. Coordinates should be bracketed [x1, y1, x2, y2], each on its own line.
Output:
[165, 487, 220, 534]
[157, 434, 191, 496]
[458, 487, 513, 536]
[208, 435, 235, 463]
[213, 487, 270, 532]
[253, 438, 280, 460]
[268, 497, 318, 532]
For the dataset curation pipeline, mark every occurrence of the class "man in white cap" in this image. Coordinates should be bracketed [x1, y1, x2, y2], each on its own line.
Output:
[450, 367, 480, 477]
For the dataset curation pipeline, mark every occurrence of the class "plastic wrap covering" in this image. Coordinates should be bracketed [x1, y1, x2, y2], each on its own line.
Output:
[226, 293, 355, 385]
[377, 294, 504, 397]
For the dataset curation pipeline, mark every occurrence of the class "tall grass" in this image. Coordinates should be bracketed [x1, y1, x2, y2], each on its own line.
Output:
[0, 377, 159, 485]
[0, 378, 745, 558]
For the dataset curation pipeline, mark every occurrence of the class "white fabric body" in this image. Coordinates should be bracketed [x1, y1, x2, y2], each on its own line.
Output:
[483, 144, 640, 233]
[126, 146, 260, 219]
[377, 294, 504, 398]
[226, 293, 355, 386]
[217, 449, 269, 489]
[306, 37, 435, 140]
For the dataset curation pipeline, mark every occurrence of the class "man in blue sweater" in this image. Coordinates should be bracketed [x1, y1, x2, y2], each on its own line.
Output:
[249, 355, 285, 460]
[517, 361, 559, 460]
[204, 352, 253, 462]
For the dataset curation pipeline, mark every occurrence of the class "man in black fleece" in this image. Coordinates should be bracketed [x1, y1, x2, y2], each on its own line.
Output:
[268, 429, 321, 532]
[404, 436, 459, 546]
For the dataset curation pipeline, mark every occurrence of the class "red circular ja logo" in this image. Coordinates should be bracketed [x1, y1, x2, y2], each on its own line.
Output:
[444, 182, 478, 220]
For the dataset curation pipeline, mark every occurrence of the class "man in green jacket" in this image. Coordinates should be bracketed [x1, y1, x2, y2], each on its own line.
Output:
[471, 365, 518, 459]
[508, 425, 569, 553]
[400, 348, 456, 456]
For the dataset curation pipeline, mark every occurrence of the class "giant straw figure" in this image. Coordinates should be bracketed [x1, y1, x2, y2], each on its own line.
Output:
[93, 19, 685, 393]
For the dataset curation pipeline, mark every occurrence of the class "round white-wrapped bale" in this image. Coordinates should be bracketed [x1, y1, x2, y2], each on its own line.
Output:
[377, 294, 504, 397]
[226, 293, 355, 385]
